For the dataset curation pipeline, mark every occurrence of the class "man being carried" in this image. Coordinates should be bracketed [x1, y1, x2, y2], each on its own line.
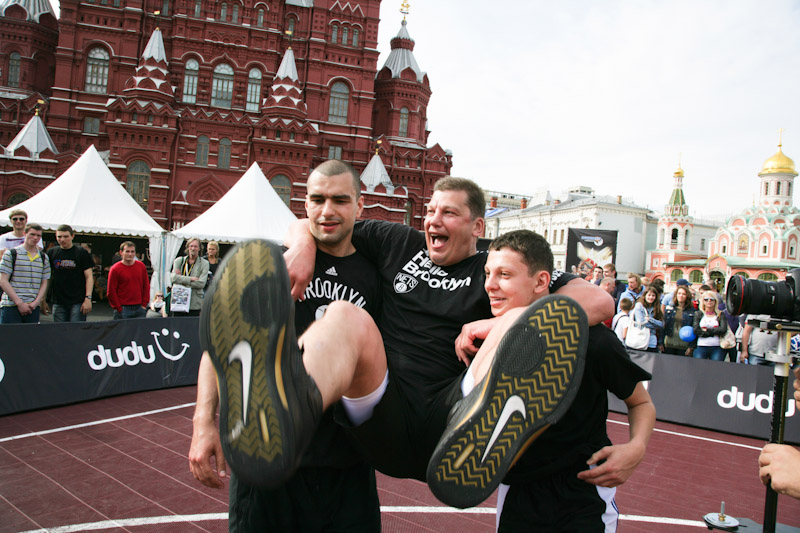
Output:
[0, 223, 50, 324]
[190, 160, 381, 531]
[47, 225, 94, 322]
[450, 230, 654, 528]
[170, 237, 209, 317]
[107, 241, 149, 320]
[200, 177, 613, 506]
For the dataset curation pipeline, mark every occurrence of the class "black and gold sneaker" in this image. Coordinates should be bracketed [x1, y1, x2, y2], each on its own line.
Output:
[200, 239, 322, 488]
[426, 294, 588, 508]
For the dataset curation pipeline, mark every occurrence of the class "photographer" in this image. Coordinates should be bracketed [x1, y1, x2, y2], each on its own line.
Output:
[758, 366, 800, 500]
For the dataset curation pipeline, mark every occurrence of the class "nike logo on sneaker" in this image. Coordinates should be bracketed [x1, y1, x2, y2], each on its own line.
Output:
[229, 341, 253, 426]
[481, 395, 526, 463]
[325, 266, 338, 276]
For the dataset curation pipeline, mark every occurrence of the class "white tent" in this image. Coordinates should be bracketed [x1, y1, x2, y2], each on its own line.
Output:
[0, 145, 174, 294]
[172, 162, 297, 244]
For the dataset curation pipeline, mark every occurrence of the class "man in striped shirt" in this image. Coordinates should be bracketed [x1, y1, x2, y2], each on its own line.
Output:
[0, 223, 50, 324]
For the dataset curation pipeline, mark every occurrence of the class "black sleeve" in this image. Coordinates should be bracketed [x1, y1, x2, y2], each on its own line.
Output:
[549, 270, 577, 293]
[351, 219, 423, 268]
[593, 326, 652, 400]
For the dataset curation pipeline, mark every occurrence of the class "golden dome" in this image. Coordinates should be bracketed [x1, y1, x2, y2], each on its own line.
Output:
[761, 145, 797, 176]
[673, 164, 684, 178]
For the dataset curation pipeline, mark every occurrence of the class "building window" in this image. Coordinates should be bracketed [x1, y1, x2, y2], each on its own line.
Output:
[653, 258, 660, 267]
[275, 130, 281, 140]
[131, 111, 138, 123]
[790, 243, 796, 257]
[161, 0, 169, 16]
[218, 138, 231, 169]
[85, 47, 110, 94]
[721, 244, 727, 254]
[352, 28, 359, 47]
[341, 26, 348, 44]
[765, 182, 769, 195]
[758, 272, 778, 281]
[670, 269, 683, 281]
[194, 0, 201, 17]
[271, 174, 291, 206]
[738, 235, 749, 254]
[289, 132, 295, 142]
[733, 271, 749, 279]
[256, 8, 264, 27]
[670, 228, 678, 244]
[328, 145, 342, 160]
[83, 117, 100, 134]
[212, 63, 234, 108]
[220, 3, 227, 21]
[331, 25, 338, 42]
[399, 107, 409, 137]
[126, 160, 150, 208]
[328, 81, 349, 124]
[231, 4, 239, 23]
[287, 18, 295, 36]
[8, 52, 20, 88]
[196, 135, 209, 166]
[762, 244, 768, 254]
[7, 192, 29, 206]
[776, 181, 782, 195]
[689, 270, 704, 283]
[700, 238, 705, 251]
[246, 68, 262, 112]
[183, 59, 199, 103]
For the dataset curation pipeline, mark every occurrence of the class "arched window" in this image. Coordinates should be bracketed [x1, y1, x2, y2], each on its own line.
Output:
[331, 25, 338, 42]
[776, 181, 782, 195]
[341, 26, 348, 44]
[212, 63, 234, 108]
[689, 269, 704, 283]
[287, 18, 295, 36]
[218, 138, 231, 169]
[733, 271, 749, 279]
[352, 28, 359, 47]
[758, 272, 778, 281]
[7, 192, 29, 206]
[256, 8, 265, 27]
[765, 182, 769, 195]
[738, 235, 749, 254]
[193, 0, 202, 17]
[246, 68, 262, 112]
[399, 107, 409, 137]
[231, 4, 239, 23]
[670, 228, 678, 244]
[328, 81, 349, 124]
[789, 183, 792, 196]
[670, 269, 683, 281]
[271, 174, 291, 206]
[182, 58, 199, 104]
[126, 161, 150, 208]
[220, 3, 227, 21]
[196, 135, 209, 167]
[85, 47, 110, 93]
[8, 52, 20, 88]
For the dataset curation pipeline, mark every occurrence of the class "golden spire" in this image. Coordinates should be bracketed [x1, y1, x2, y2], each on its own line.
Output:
[673, 153, 684, 177]
[400, 1, 410, 21]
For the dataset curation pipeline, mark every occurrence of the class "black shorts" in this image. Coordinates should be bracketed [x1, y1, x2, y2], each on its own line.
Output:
[334, 360, 467, 481]
[498, 465, 618, 532]
[228, 462, 380, 532]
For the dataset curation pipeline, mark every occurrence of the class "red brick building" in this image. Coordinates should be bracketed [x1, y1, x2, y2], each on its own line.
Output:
[0, 0, 452, 230]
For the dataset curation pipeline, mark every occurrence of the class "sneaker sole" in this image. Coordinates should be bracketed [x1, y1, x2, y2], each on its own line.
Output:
[426, 294, 588, 508]
[199, 239, 299, 487]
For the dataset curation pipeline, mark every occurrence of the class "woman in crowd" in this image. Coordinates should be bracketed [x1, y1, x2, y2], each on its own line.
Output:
[205, 241, 220, 290]
[692, 289, 728, 361]
[660, 285, 697, 356]
[632, 286, 664, 352]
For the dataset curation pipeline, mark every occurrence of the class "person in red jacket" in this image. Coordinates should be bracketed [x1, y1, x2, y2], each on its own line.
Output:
[107, 241, 149, 319]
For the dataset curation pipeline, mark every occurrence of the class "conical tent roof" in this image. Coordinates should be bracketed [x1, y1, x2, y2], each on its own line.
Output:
[172, 163, 297, 243]
[0, 145, 163, 237]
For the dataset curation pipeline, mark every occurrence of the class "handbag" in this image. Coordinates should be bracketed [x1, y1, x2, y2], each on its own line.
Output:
[625, 316, 651, 350]
[720, 327, 736, 349]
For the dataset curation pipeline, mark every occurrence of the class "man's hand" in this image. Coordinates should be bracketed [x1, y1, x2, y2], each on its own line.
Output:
[80, 298, 92, 315]
[759, 443, 800, 500]
[189, 417, 227, 489]
[794, 366, 799, 407]
[455, 318, 497, 365]
[284, 243, 316, 300]
[17, 301, 32, 315]
[577, 441, 646, 488]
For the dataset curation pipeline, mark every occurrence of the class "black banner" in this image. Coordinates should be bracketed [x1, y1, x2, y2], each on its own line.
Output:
[0, 317, 201, 415]
[610, 351, 800, 444]
[565, 229, 618, 278]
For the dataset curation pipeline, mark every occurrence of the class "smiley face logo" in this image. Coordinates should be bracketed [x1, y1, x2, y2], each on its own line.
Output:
[150, 328, 190, 361]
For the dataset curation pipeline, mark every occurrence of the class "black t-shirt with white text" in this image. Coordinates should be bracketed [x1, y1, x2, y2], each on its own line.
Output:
[47, 245, 94, 305]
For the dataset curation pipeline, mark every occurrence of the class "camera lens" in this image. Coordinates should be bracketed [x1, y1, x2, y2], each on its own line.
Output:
[726, 275, 794, 318]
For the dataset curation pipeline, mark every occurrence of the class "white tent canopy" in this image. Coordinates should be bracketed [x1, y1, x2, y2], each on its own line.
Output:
[172, 162, 297, 244]
[0, 145, 164, 236]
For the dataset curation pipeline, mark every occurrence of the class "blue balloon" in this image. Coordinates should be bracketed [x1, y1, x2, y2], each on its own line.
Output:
[791, 334, 800, 353]
[679, 325, 696, 342]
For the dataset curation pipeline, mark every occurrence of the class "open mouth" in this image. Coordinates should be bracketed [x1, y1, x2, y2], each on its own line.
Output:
[429, 233, 449, 248]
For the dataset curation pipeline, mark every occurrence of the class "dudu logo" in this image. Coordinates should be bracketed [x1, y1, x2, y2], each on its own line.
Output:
[88, 328, 190, 371]
[717, 386, 796, 417]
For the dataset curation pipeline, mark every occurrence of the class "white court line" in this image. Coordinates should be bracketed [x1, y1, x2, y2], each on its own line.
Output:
[17, 510, 709, 532]
[0, 403, 197, 443]
[607, 418, 763, 451]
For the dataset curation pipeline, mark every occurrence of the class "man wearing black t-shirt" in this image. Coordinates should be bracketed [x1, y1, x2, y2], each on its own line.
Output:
[190, 161, 381, 531]
[47, 224, 94, 322]
[202, 176, 614, 505]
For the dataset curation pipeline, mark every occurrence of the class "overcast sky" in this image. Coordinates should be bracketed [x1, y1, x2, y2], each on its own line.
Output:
[47, 1, 800, 219]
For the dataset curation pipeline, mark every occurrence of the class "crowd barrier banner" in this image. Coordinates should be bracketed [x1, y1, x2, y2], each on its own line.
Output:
[610, 350, 800, 444]
[0, 317, 201, 416]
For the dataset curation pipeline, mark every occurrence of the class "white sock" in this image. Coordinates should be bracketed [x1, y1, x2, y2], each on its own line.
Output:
[461, 369, 475, 397]
[341, 371, 389, 426]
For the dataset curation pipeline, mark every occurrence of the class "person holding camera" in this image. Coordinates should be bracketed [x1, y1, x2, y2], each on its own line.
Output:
[758, 366, 800, 500]
[692, 290, 728, 361]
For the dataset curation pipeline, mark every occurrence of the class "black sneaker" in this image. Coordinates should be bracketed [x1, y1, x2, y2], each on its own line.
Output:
[426, 294, 588, 508]
[200, 239, 322, 488]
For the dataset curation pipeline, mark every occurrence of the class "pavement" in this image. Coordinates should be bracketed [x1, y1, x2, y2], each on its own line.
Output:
[39, 300, 117, 322]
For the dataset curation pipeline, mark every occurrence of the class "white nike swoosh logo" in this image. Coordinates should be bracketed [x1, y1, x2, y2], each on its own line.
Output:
[229, 341, 253, 425]
[481, 395, 526, 463]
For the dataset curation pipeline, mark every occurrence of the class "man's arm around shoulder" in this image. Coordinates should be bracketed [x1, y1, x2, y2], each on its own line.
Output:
[556, 277, 615, 326]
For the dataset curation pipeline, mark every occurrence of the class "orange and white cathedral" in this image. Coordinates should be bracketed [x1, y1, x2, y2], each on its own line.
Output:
[648, 136, 800, 289]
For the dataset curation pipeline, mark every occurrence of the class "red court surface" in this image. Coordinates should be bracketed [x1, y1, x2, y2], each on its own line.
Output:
[2, 385, 799, 532]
